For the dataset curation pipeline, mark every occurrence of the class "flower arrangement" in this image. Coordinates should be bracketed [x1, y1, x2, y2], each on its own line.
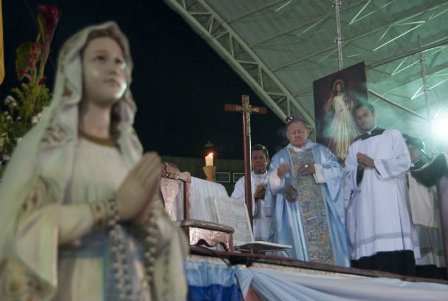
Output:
[0, 5, 61, 176]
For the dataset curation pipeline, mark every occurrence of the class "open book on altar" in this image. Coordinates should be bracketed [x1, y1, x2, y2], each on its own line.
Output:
[212, 196, 291, 252]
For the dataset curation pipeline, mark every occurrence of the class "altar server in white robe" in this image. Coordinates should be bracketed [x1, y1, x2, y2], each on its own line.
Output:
[345, 102, 417, 276]
[231, 144, 271, 241]
[404, 134, 446, 278]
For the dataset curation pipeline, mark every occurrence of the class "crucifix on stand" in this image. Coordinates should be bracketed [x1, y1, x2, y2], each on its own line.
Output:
[225, 95, 267, 229]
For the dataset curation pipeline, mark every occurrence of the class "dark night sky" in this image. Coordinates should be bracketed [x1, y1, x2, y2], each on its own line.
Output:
[2, 0, 286, 159]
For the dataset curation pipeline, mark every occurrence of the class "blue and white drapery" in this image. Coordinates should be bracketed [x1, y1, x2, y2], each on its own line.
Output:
[186, 259, 448, 301]
[186, 260, 247, 301]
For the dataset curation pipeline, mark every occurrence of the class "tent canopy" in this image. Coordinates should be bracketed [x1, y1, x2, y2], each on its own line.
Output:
[164, 0, 448, 149]
[3, 0, 448, 156]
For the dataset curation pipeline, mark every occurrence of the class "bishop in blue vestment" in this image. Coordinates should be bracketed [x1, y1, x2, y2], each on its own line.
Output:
[267, 117, 349, 266]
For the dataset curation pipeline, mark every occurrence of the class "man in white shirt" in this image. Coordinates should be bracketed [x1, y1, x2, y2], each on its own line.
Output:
[231, 144, 271, 241]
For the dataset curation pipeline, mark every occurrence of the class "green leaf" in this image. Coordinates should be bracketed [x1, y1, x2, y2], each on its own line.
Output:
[36, 14, 45, 43]
[15, 42, 34, 81]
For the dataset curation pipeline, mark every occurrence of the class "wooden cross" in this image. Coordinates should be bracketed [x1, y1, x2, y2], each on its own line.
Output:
[225, 95, 267, 229]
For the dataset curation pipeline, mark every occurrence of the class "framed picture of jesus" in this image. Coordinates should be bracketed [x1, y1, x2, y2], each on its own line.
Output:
[313, 62, 368, 162]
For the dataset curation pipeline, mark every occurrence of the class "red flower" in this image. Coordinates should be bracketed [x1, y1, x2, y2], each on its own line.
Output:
[18, 69, 32, 82]
[13, 5, 61, 83]
[36, 5, 61, 79]
[38, 76, 47, 86]
[29, 43, 41, 61]
[37, 4, 61, 37]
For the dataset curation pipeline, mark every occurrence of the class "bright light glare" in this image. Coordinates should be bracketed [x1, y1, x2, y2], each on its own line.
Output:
[433, 118, 448, 142]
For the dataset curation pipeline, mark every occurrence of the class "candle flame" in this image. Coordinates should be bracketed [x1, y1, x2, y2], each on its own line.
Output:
[205, 152, 214, 166]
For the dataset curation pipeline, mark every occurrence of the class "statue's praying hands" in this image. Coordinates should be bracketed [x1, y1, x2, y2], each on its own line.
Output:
[116, 152, 162, 222]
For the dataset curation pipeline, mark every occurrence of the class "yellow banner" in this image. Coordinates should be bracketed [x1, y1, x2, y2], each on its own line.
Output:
[0, 0, 4, 85]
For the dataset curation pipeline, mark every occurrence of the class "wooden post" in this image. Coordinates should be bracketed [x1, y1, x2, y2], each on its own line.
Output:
[225, 95, 266, 229]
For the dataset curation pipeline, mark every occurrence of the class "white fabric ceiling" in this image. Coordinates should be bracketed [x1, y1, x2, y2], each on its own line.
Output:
[163, 0, 448, 149]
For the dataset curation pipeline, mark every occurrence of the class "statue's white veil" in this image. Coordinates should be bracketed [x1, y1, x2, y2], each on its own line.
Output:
[0, 21, 142, 262]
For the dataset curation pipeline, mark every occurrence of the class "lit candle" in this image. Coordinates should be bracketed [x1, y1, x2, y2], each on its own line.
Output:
[205, 153, 214, 166]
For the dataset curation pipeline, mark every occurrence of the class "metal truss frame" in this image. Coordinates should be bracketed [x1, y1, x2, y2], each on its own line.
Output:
[163, 0, 316, 130]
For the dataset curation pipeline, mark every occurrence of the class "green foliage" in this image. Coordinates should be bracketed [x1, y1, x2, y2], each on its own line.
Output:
[15, 42, 37, 81]
[0, 83, 51, 176]
[0, 5, 60, 178]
